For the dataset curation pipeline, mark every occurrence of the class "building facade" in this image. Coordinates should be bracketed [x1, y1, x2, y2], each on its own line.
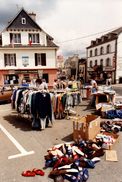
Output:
[0, 8, 58, 87]
[86, 27, 122, 84]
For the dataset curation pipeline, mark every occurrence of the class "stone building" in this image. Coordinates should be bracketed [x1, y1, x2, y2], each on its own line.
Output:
[87, 27, 122, 83]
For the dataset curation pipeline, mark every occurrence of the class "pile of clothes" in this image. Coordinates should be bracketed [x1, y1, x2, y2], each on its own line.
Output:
[106, 109, 122, 119]
[44, 141, 105, 182]
[44, 120, 122, 182]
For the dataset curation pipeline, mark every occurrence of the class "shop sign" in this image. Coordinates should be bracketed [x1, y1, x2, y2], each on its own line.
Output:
[9, 70, 15, 74]
[22, 56, 29, 67]
[15, 70, 38, 74]
[103, 66, 113, 71]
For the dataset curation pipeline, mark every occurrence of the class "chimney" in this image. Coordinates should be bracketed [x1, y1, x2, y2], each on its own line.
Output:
[28, 12, 36, 21]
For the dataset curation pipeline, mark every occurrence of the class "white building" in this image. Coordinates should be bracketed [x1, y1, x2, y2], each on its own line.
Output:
[0, 8, 58, 87]
[86, 27, 122, 83]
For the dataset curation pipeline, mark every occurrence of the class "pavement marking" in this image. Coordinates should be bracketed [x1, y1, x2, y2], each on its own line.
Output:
[0, 123, 34, 159]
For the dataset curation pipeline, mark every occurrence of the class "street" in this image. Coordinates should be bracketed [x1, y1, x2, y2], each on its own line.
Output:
[0, 85, 122, 182]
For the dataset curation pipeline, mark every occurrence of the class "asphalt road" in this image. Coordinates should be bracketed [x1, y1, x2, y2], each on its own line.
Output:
[0, 86, 122, 182]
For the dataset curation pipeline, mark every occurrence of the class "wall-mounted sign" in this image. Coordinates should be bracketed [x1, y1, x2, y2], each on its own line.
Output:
[103, 66, 114, 71]
[22, 56, 29, 67]
[38, 70, 43, 78]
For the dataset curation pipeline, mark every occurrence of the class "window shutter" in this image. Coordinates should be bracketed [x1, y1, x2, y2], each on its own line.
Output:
[35, 53, 38, 66]
[14, 54, 16, 66]
[4, 54, 7, 66]
[41, 53, 46, 66]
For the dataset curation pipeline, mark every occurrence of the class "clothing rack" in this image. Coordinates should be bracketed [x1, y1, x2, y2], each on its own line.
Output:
[11, 87, 53, 130]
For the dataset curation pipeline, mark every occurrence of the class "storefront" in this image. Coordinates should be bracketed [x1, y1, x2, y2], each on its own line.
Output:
[0, 69, 57, 88]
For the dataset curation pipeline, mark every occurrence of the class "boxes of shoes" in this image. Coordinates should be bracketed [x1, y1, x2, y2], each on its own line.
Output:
[73, 114, 101, 141]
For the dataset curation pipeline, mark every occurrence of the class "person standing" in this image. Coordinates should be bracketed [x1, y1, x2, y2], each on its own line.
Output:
[90, 75, 98, 107]
[53, 79, 58, 90]
[41, 79, 48, 90]
[91, 76, 98, 93]
[106, 73, 112, 86]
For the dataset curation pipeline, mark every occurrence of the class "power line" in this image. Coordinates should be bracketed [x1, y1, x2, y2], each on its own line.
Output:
[56, 26, 120, 44]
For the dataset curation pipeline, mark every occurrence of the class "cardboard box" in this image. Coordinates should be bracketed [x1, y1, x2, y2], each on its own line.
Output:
[96, 103, 114, 118]
[73, 114, 101, 141]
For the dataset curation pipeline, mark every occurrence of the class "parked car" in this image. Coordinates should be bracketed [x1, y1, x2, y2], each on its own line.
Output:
[0, 86, 13, 103]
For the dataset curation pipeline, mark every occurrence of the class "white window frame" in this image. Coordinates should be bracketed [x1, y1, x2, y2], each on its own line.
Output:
[10, 33, 21, 44]
[4, 54, 16, 66]
[29, 34, 39, 44]
[21, 18, 26, 24]
[35, 53, 46, 66]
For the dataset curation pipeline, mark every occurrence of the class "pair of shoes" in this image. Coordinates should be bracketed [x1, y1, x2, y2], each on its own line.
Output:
[21, 168, 45, 177]
[32, 168, 45, 176]
[21, 170, 35, 177]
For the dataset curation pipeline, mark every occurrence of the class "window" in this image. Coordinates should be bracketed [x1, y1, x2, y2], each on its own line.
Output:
[23, 74, 30, 82]
[4, 75, 19, 84]
[29, 34, 39, 44]
[106, 44, 111, 53]
[90, 60, 92, 68]
[95, 48, 98, 56]
[100, 59, 103, 65]
[100, 47, 104, 55]
[43, 73, 49, 83]
[4, 54, 16, 66]
[21, 18, 26, 24]
[106, 58, 111, 66]
[10, 33, 21, 44]
[35, 53, 46, 66]
[90, 50, 92, 57]
[95, 60, 97, 66]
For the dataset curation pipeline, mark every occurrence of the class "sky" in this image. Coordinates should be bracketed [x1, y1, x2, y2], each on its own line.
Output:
[0, 0, 122, 58]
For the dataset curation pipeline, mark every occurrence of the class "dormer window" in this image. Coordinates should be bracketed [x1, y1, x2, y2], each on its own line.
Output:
[101, 37, 104, 42]
[21, 18, 26, 24]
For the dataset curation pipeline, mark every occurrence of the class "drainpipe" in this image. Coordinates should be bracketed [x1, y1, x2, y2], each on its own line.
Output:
[114, 38, 118, 84]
